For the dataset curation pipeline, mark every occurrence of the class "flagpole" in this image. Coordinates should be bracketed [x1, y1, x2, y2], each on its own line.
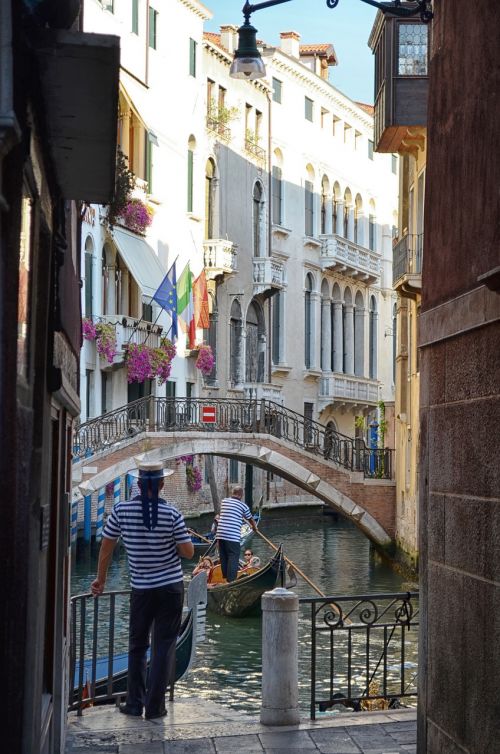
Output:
[126, 255, 179, 346]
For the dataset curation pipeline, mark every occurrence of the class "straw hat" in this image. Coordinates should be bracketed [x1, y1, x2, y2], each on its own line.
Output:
[129, 459, 174, 480]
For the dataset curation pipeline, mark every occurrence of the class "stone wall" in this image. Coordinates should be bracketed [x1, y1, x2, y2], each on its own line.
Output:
[418, 2, 500, 752]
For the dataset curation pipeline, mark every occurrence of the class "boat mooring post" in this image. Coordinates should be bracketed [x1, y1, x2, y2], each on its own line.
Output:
[260, 587, 300, 726]
[95, 487, 105, 541]
[83, 494, 92, 543]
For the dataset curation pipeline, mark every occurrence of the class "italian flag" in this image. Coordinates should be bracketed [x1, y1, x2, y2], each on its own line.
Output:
[177, 263, 196, 349]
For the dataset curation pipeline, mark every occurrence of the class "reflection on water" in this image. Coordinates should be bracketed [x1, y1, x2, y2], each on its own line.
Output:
[71, 508, 417, 713]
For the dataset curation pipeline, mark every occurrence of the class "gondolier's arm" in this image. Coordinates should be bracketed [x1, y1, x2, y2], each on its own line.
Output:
[91, 536, 118, 596]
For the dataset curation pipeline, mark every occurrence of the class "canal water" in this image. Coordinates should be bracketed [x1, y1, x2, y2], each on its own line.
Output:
[71, 507, 418, 714]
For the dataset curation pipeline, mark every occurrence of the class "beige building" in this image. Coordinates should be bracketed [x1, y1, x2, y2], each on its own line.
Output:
[369, 10, 428, 566]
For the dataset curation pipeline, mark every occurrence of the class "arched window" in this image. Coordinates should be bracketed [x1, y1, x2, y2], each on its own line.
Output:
[354, 290, 365, 376]
[354, 194, 363, 245]
[320, 278, 330, 371]
[84, 236, 94, 318]
[253, 181, 263, 257]
[369, 200, 376, 251]
[246, 300, 265, 382]
[343, 188, 352, 239]
[332, 182, 341, 235]
[230, 299, 242, 385]
[331, 282, 342, 372]
[321, 175, 329, 234]
[272, 291, 283, 364]
[369, 295, 378, 378]
[304, 273, 313, 368]
[204, 288, 218, 385]
[205, 158, 215, 239]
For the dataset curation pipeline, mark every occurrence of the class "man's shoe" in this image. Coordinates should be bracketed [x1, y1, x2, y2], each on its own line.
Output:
[119, 703, 142, 717]
[145, 707, 167, 720]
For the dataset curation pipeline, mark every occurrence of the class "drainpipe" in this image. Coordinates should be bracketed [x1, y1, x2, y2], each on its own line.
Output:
[267, 88, 273, 385]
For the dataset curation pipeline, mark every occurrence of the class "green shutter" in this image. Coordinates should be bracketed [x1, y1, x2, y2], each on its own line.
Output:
[149, 7, 156, 49]
[146, 135, 153, 193]
[189, 38, 197, 77]
[132, 0, 139, 34]
[187, 150, 193, 212]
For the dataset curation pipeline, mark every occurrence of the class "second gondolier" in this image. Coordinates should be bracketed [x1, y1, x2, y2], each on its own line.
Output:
[216, 485, 257, 582]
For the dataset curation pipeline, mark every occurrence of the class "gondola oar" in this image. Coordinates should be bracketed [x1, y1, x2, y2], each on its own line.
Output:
[255, 529, 350, 623]
[188, 528, 212, 544]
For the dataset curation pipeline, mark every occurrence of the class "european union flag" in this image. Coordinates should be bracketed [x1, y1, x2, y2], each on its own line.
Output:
[152, 262, 177, 339]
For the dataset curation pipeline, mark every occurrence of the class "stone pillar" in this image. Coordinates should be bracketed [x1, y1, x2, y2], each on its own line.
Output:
[106, 265, 116, 315]
[336, 200, 344, 235]
[311, 291, 321, 369]
[120, 267, 129, 315]
[260, 588, 300, 726]
[354, 306, 365, 376]
[344, 304, 354, 375]
[347, 207, 355, 241]
[321, 298, 332, 371]
[333, 301, 343, 372]
[325, 198, 333, 234]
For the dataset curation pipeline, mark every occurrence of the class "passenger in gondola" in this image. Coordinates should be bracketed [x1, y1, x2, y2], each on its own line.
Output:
[192, 556, 213, 577]
[242, 549, 260, 570]
[216, 485, 258, 582]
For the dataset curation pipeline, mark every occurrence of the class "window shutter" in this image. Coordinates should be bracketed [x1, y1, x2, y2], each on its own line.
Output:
[187, 149, 194, 212]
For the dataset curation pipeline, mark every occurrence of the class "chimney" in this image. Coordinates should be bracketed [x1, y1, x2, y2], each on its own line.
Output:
[220, 25, 239, 55]
[280, 31, 300, 59]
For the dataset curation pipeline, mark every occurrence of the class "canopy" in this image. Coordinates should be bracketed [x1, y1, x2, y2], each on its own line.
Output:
[111, 227, 165, 299]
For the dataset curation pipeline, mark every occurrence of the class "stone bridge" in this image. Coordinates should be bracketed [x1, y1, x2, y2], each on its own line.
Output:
[73, 398, 395, 548]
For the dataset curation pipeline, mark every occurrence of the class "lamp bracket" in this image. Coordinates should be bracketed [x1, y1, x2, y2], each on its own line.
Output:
[243, 0, 433, 24]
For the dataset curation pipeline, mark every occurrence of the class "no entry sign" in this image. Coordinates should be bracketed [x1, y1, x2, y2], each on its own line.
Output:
[201, 405, 217, 423]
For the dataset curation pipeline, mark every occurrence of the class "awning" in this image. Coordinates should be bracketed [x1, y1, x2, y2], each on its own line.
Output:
[120, 69, 158, 141]
[111, 227, 166, 299]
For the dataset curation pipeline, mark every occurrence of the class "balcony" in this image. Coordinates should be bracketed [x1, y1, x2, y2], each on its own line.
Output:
[206, 114, 231, 142]
[100, 315, 163, 368]
[253, 257, 285, 295]
[244, 138, 266, 164]
[243, 383, 283, 403]
[319, 373, 379, 409]
[203, 239, 237, 280]
[319, 234, 381, 284]
[393, 233, 423, 297]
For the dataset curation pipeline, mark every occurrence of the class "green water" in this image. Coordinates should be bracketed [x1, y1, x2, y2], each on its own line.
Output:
[71, 507, 418, 713]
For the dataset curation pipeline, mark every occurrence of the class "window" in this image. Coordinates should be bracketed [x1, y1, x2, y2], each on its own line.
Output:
[305, 180, 314, 236]
[189, 38, 197, 77]
[304, 402, 314, 444]
[187, 148, 194, 212]
[142, 302, 153, 322]
[205, 158, 215, 239]
[392, 154, 398, 174]
[84, 241, 93, 318]
[272, 166, 282, 225]
[398, 23, 428, 75]
[272, 77, 282, 103]
[305, 97, 314, 122]
[304, 274, 313, 368]
[368, 140, 374, 160]
[230, 300, 242, 385]
[186, 381, 194, 399]
[18, 192, 33, 380]
[255, 110, 262, 142]
[253, 182, 263, 256]
[207, 79, 214, 114]
[332, 116, 340, 136]
[369, 295, 377, 379]
[272, 291, 282, 364]
[218, 86, 226, 112]
[392, 303, 397, 385]
[131, 0, 139, 34]
[86, 370, 93, 420]
[145, 131, 157, 194]
[355, 131, 362, 150]
[101, 373, 109, 415]
[149, 7, 158, 50]
[166, 381, 176, 398]
[369, 214, 376, 251]
[344, 123, 351, 143]
[321, 108, 328, 129]
[245, 103, 252, 133]
[229, 458, 239, 484]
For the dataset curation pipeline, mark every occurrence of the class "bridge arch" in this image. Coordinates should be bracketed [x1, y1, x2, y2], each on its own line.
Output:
[78, 436, 392, 548]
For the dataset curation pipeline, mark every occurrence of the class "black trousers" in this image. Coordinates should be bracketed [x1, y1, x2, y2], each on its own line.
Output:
[127, 582, 184, 715]
[218, 539, 241, 582]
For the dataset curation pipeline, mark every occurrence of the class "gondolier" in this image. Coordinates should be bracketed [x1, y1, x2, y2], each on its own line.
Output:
[216, 485, 258, 582]
[90, 459, 194, 720]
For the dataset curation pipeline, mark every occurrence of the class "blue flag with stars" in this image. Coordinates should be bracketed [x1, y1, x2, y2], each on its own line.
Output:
[152, 262, 177, 339]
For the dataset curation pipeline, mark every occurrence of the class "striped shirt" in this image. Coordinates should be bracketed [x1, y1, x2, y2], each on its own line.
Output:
[216, 497, 252, 542]
[103, 497, 191, 589]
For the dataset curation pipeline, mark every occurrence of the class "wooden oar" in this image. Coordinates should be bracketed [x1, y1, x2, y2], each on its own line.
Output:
[255, 529, 349, 623]
[187, 528, 212, 544]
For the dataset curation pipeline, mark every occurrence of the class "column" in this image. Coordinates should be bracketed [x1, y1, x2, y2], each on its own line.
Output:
[336, 200, 344, 235]
[344, 304, 354, 375]
[95, 487, 105, 541]
[321, 299, 332, 371]
[120, 268, 129, 316]
[347, 207, 355, 241]
[312, 291, 321, 369]
[354, 306, 365, 376]
[333, 301, 344, 373]
[325, 198, 333, 234]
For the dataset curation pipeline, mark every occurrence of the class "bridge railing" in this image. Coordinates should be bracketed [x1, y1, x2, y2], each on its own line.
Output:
[73, 397, 393, 479]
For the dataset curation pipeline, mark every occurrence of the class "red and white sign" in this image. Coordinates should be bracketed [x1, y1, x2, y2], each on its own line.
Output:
[201, 405, 217, 423]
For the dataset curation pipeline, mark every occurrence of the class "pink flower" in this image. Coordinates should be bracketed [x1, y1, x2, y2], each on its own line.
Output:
[195, 345, 215, 376]
[126, 338, 176, 384]
[82, 318, 97, 341]
[121, 199, 153, 234]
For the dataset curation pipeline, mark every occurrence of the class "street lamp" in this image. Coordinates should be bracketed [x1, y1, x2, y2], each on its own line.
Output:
[229, 0, 433, 80]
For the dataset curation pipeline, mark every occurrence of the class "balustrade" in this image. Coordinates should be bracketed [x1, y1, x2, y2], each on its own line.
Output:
[319, 234, 381, 283]
[203, 239, 237, 280]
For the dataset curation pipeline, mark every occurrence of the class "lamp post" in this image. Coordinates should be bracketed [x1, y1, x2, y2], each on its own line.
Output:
[230, 0, 433, 80]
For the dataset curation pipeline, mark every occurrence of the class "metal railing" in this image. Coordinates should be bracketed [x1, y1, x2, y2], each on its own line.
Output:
[206, 114, 231, 141]
[73, 397, 393, 479]
[244, 138, 266, 163]
[300, 591, 419, 719]
[393, 233, 424, 285]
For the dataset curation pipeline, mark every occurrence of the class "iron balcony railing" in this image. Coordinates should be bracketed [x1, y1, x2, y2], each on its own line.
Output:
[300, 591, 419, 719]
[73, 397, 393, 480]
[393, 233, 424, 286]
[206, 114, 231, 141]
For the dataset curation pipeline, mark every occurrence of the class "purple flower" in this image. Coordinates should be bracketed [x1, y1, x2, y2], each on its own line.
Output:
[195, 345, 215, 376]
[121, 199, 153, 234]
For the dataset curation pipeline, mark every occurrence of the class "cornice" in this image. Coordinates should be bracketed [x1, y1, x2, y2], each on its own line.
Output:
[178, 0, 212, 22]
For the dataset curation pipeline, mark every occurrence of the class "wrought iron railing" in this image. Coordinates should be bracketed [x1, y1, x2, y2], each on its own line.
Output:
[393, 232, 424, 285]
[73, 397, 393, 479]
[206, 114, 231, 141]
[299, 591, 419, 719]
